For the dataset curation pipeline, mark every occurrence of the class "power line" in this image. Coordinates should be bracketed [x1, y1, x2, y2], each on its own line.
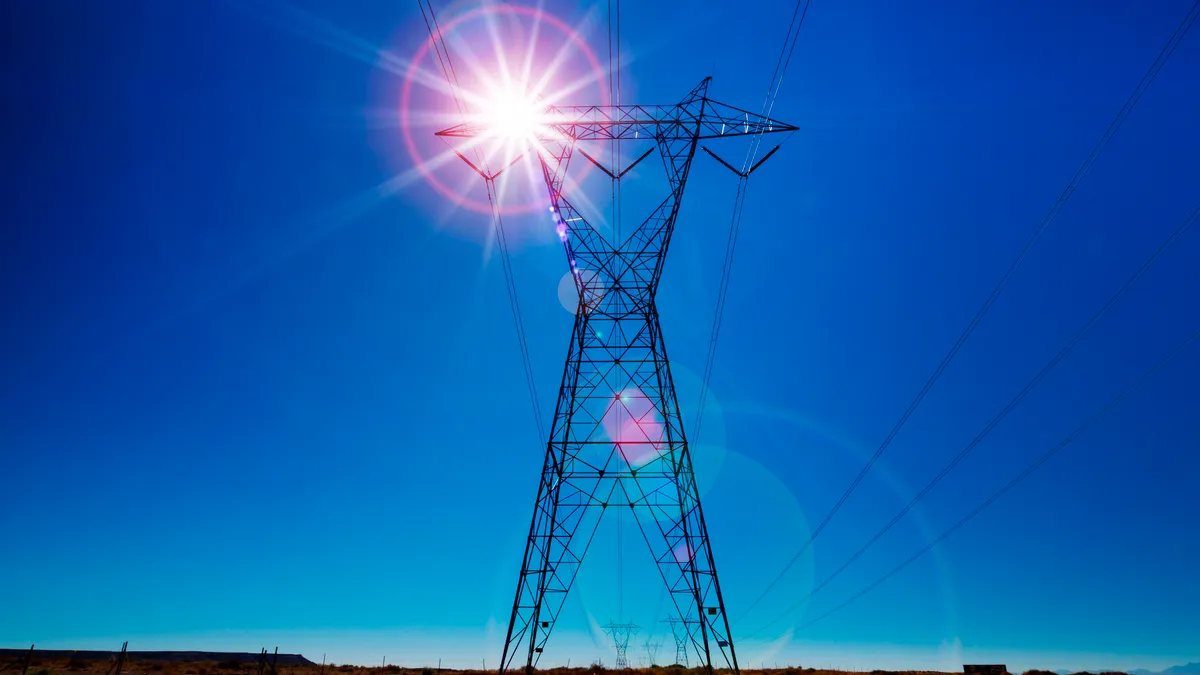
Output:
[486, 184, 548, 447]
[731, 0, 1200, 625]
[742, 203, 1199, 639]
[752, 0, 814, 161]
[607, 0, 623, 244]
[787, 325, 1200, 634]
[616, 0, 622, 245]
[417, 1, 468, 120]
[693, 0, 812, 444]
[417, 0, 547, 447]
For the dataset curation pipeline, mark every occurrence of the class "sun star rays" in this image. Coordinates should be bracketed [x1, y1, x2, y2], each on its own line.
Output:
[237, 0, 627, 254]
[401, 3, 613, 220]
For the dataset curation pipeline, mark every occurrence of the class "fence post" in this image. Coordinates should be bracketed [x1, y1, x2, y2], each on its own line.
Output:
[20, 644, 35, 675]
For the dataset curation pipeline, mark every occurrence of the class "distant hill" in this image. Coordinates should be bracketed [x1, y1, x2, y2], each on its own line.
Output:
[1052, 664, 1200, 675]
[0, 650, 314, 665]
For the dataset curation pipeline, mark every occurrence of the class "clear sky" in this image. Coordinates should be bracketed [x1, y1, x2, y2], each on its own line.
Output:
[2, 0, 1198, 672]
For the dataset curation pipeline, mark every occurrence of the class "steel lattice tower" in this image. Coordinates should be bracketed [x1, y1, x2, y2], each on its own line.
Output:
[664, 618, 692, 667]
[644, 640, 662, 667]
[603, 622, 640, 669]
[438, 77, 795, 673]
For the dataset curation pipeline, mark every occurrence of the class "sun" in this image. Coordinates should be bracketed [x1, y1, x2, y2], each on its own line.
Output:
[480, 85, 545, 143]
[463, 80, 553, 170]
[470, 82, 554, 166]
[399, 2, 609, 214]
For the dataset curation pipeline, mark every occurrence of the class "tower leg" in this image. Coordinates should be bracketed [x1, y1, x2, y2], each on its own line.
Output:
[499, 316, 610, 673]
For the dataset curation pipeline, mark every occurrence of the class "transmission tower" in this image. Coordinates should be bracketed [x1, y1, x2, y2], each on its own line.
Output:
[439, 77, 795, 674]
[604, 621, 640, 669]
[663, 617, 693, 667]
[644, 640, 662, 667]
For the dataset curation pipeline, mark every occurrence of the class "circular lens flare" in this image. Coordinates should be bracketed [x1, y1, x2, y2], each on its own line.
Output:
[557, 269, 608, 314]
[603, 387, 665, 469]
[673, 541, 695, 564]
[399, 4, 607, 216]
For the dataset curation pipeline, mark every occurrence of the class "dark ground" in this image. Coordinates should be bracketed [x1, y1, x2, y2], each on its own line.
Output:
[0, 653, 1145, 675]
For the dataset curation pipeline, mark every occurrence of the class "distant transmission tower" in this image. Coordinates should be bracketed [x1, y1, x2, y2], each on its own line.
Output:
[664, 617, 693, 667]
[440, 77, 795, 674]
[644, 641, 662, 667]
[604, 622, 640, 669]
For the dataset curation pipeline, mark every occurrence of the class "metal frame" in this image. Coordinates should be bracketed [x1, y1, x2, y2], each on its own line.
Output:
[438, 77, 795, 674]
[603, 622, 640, 669]
[257, 648, 279, 675]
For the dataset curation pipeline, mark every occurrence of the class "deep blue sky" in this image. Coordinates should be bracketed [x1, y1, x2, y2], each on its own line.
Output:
[2, 0, 1198, 671]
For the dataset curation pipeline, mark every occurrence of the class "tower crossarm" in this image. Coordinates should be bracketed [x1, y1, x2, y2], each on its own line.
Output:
[435, 99, 797, 142]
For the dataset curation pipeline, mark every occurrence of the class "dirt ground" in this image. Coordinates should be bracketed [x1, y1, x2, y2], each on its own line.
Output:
[5, 660, 1070, 675]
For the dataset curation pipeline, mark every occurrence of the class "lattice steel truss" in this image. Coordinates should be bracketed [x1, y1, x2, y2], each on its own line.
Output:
[604, 622, 640, 669]
[664, 618, 694, 668]
[438, 77, 795, 673]
[645, 640, 662, 667]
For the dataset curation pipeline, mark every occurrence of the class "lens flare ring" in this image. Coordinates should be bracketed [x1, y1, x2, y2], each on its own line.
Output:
[399, 3, 608, 216]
